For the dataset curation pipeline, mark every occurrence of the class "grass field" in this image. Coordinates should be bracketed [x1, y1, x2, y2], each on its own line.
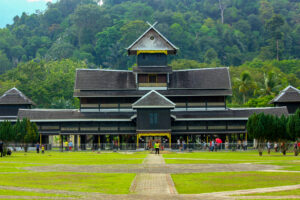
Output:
[0, 150, 299, 198]
[172, 171, 300, 194]
[0, 151, 146, 197]
[163, 151, 300, 171]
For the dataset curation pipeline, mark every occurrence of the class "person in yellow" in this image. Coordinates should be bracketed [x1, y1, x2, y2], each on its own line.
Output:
[154, 141, 160, 155]
[64, 141, 69, 151]
[41, 145, 45, 154]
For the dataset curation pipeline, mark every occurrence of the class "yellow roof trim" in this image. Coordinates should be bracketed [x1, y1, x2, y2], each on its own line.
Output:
[137, 50, 168, 55]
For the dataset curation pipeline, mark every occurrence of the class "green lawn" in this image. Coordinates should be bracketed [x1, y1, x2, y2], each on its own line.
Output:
[172, 172, 300, 194]
[0, 151, 147, 166]
[0, 151, 144, 195]
[0, 172, 135, 194]
[163, 151, 300, 171]
[0, 189, 76, 198]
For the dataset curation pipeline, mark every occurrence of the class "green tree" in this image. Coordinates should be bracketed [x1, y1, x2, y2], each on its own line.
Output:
[266, 14, 285, 60]
[247, 113, 265, 156]
[234, 71, 257, 104]
[287, 109, 300, 156]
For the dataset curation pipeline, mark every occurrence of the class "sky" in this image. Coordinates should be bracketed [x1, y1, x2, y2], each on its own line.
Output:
[0, 0, 58, 28]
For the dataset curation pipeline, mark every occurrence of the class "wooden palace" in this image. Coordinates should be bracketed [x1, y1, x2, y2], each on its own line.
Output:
[0, 24, 293, 150]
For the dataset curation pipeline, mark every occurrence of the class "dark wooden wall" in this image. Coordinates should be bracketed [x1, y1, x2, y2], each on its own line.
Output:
[137, 108, 171, 130]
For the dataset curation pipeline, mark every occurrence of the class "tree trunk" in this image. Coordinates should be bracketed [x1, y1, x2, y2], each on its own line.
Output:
[219, 0, 225, 24]
[243, 94, 246, 104]
[276, 39, 279, 61]
[258, 140, 263, 156]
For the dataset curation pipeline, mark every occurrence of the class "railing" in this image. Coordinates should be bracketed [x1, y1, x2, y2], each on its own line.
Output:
[138, 83, 167, 87]
[2, 142, 298, 152]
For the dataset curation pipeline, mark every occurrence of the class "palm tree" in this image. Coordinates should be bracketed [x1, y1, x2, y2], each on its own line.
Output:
[234, 71, 257, 104]
[258, 71, 282, 96]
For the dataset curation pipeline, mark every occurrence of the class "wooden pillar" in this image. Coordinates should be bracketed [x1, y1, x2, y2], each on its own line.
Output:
[40, 134, 42, 145]
[137, 134, 139, 148]
[74, 135, 78, 151]
[187, 136, 189, 144]
[78, 135, 81, 150]
[98, 135, 100, 150]
[60, 135, 63, 152]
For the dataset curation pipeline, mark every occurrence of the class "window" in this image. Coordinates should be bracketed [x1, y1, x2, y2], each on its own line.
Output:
[149, 112, 158, 127]
[148, 74, 157, 83]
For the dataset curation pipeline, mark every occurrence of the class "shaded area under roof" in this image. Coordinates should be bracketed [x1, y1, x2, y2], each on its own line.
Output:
[18, 109, 134, 121]
[74, 89, 232, 98]
[133, 66, 172, 73]
[173, 107, 289, 120]
[132, 90, 175, 108]
[0, 88, 35, 105]
[270, 86, 300, 103]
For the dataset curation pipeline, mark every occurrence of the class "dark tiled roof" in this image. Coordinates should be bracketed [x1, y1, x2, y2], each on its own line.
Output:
[18, 109, 134, 121]
[133, 66, 172, 73]
[169, 68, 231, 89]
[74, 68, 232, 96]
[271, 86, 300, 103]
[132, 90, 175, 108]
[173, 107, 288, 120]
[0, 88, 35, 105]
[74, 89, 232, 97]
[75, 69, 136, 90]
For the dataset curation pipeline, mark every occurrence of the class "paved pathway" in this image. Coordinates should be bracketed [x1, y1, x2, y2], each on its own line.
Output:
[130, 154, 178, 194]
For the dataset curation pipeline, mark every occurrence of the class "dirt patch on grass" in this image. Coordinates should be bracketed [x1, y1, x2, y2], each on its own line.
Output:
[23, 163, 281, 174]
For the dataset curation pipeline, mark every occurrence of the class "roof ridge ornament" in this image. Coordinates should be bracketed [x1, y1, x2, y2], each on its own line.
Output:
[146, 21, 158, 28]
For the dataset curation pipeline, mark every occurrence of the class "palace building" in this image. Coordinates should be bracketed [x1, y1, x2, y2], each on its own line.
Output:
[0, 24, 291, 150]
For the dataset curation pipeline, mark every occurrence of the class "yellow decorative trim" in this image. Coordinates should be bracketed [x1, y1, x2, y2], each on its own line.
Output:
[137, 133, 171, 147]
[137, 50, 168, 55]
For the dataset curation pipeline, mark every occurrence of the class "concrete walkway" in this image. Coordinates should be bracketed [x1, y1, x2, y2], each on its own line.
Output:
[130, 154, 178, 194]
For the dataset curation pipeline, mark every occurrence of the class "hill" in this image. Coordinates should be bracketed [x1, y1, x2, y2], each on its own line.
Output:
[0, 0, 299, 108]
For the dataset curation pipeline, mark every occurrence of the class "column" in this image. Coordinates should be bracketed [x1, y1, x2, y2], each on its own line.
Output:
[60, 135, 63, 152]
[74, 135, 78, 151]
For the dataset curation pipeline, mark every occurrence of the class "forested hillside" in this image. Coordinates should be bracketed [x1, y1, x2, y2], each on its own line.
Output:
[0, 0, 299, 108]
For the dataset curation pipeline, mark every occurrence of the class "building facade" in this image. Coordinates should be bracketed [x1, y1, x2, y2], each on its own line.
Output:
[1, 25, 290, 150]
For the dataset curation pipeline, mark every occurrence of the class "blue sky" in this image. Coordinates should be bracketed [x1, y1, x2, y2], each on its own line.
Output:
[0, 0, 58, 28]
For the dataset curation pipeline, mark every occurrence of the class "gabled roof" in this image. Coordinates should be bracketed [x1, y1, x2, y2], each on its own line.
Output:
[132, 90, 175, 108]
[270, 86, 300, 103]
[127, 24, 178, 55]
[0, 88, 35, 105]
[169, 68, 231, 90]
[75, 69, 136, 90]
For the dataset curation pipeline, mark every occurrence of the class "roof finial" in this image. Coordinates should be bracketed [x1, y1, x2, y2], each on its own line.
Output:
[146, 21, 158, 28]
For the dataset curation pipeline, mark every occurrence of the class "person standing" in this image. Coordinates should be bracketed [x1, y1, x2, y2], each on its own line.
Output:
[177, 139, 180, 150]
[211, 140, 215, 152]
[154, 141, 160, 155]
[267, 141, 271, 154]
[41, 145, 45, 154]
[36, 142, 40, 154]
[274, 142, 278, 152]
[69, 141, 73, 151]
[243, 140, 248, 151]
[65, 141, 69, 151]
[0, 141, 3, 157]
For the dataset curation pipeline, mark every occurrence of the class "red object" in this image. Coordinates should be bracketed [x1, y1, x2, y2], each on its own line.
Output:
[298, 142, 300, 148]
[216, 138, 222, 143]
